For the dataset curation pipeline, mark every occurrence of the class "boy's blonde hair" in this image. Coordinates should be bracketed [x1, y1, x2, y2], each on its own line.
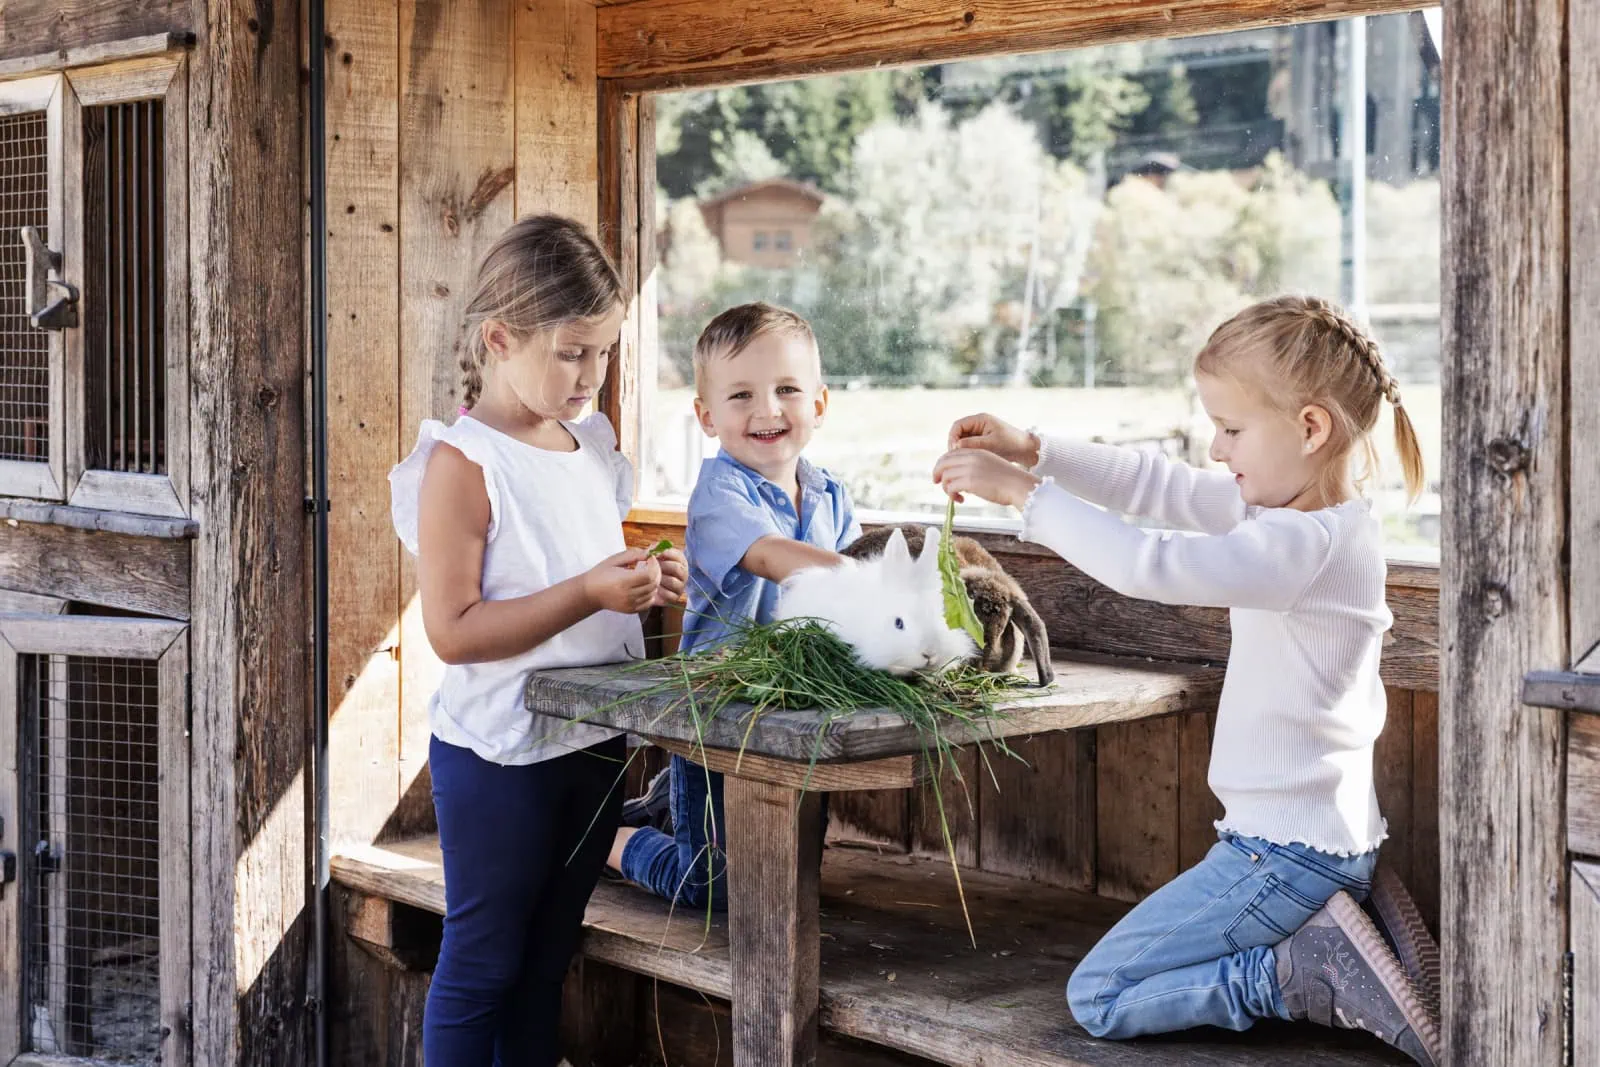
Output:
[457, 214, 622, 409]
[1195, 295, 1426, 502]
[693, 302, 819, 394]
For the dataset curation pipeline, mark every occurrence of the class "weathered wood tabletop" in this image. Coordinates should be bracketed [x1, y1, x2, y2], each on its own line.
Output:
[525, 651, 1224, 764]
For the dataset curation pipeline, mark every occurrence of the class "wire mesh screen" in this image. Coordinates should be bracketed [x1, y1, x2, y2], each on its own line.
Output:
[84, 101, 166, 475]
[0, 111, 51, 464]
[21, 654, 163, 1065]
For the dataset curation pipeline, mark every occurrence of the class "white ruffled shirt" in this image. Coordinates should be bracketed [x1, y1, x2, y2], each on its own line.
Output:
[1019, 436, 1391, 856]
[389, 413, 641, 765]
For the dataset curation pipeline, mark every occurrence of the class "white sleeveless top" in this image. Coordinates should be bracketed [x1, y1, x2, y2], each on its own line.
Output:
[389, 413, 641, 765]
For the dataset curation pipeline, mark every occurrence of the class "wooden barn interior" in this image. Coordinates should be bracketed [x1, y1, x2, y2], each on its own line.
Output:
[0, 0, 1593, 1065]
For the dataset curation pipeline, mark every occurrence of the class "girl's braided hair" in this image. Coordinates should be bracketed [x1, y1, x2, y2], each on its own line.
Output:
[457, 214, 623, 411]
[1195, 295, 1425, 501]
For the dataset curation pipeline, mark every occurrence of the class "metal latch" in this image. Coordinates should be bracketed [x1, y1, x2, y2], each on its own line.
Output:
[21, 225, 78, 330]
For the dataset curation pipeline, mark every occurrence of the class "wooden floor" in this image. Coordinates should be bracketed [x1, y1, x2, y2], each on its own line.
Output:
[332, 838, 1408, 1066]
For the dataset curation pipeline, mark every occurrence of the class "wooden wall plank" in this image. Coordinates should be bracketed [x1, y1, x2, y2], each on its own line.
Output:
[396, 0, 518, 836]
[0, 521, 189, 619]
[1176, 711, 1222, 872]
[598, 81, 644, 464]
[1440, 0, 1569, 1060]
[186, 0, 310, 1061]
[0, 0, 190, 63]
[910, 743, 978, 867]
[1570, 713, 1600, 858]
[515, 0, 599, 229]
[326, 0, 402, 849]
[979, 732, 1095, 890]
[1410, 689, 1439, 935]
[1575, 862, 1600, 1067]
[826, 789, 910, 852]
[1574, 0, 1600, 668]
[1095, 718, 1179, 902]
[596, 0, 1433, 89]
[1373, 687, 1414, 888]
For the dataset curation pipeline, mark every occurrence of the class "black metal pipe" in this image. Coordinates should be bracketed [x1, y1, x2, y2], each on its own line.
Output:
[307, 0, 331, 1064]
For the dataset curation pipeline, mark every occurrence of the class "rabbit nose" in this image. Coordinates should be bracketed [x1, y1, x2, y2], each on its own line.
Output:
[922, 652, 936, 664]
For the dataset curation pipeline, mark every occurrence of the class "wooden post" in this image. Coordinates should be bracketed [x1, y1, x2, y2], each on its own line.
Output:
[187, 0, 311, 1062]
[1574, 0, 1600, 671]
[724, 776, 823, 1067]
[1441, 1, 1569, 1063]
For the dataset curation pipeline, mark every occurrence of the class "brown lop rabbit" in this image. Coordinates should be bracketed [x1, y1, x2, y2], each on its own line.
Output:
[843, 525, 1055, 687]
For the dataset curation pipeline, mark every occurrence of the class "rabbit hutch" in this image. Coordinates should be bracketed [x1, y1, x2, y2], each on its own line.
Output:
[0, 0, 1592, 1065]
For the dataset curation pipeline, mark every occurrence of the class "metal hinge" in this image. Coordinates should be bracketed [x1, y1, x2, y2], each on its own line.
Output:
[1563, 949, 1574, 1067]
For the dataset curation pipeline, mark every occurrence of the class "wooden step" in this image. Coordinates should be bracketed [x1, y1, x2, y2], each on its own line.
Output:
[332, 838, 1408, 1066]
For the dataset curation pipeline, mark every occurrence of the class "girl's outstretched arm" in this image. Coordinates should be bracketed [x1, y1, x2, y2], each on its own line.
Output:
[948, 413, 1241, 533]
[416, 443, 658, 664]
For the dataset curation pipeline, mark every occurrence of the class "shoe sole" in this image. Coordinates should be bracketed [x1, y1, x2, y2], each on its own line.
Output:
[1326, 890, 1444, 1065]
[1369, 865, 1442, 1021]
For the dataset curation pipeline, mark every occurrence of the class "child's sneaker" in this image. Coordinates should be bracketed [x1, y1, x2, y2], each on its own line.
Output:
[1363, 865, 1441, 1022]
[1274, 890, 1442, 1065]
[621, 765, 672, 831]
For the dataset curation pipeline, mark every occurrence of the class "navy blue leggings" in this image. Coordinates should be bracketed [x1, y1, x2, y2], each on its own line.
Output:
[424, 734, 625, 1067]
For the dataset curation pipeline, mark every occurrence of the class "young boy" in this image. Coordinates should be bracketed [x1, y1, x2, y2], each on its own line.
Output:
[608, 301, 859, 907]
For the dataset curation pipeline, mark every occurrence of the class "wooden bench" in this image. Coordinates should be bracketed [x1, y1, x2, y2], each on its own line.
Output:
[331, 838, 1407, 1065]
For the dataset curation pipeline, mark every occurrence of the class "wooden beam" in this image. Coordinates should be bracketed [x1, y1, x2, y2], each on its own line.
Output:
[186, 0, 310, 1062]
[1440, 0, 1569, 1061]
[0, 0, 190, 65]
[1574, 0, 1600, 671]
[0, 519, 190, 619]
[1570, 714, 1600, 858]
[652, 735, 918, 791]
[597, 80, 646, 465]
[0, 32, 188, 83]
[515, 0, 599, 229]
[325, 0, 402, 849]
[1575, 862, 1600, 1067]
[596, 0, 1433, 89]
[0, 499, 195, 538]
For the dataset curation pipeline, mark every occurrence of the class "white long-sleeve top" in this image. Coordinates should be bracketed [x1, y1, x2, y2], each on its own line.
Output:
[1020, 436, 1391, 855]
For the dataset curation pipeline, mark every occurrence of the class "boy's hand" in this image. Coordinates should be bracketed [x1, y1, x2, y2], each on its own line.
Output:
[947, 412, 1039, 467]
[933, 448, 1042, 510]
[649, 547, 688, 607]
[584, 549, 660, 614]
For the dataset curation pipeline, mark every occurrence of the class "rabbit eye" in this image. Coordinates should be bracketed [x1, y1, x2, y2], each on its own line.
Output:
[894, 617, 905, 630]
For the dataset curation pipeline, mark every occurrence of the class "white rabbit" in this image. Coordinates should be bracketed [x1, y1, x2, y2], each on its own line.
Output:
[775, 526, 977, 676]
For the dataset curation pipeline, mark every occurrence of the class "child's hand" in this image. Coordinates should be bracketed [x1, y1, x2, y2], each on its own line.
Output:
[933, 448, 1042, 509]
[584, 549, 660, 614]
[947, 412, 1039, 467]
[649, 547, 688, 607]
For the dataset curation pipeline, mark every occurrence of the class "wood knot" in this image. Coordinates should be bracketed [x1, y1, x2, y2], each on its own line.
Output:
[962, 10, 976, 26]
[1486, 437, 1529, 475]
[434, 283, 450, 298]
[247, 17, 260, 34]
[257, 386, 280, 410]
[1481, 583, 1510, 619]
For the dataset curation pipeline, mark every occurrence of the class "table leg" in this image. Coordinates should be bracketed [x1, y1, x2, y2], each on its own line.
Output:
[725, 775, 824, 1067]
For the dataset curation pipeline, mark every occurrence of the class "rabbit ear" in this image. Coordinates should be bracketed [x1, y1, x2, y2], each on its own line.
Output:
[1010, 593, 1056, 687]
[880, 527, 913, 571]
[918, 526, 943, 570]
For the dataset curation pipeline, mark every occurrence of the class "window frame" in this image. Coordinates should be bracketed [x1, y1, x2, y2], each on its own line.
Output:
[0, 74, 68, 501]
[0, 614, 191, 1065]
[61, 55, 190, 518]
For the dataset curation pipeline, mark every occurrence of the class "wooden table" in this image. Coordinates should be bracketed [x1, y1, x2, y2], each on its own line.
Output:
[526, 652, 1222, 1067]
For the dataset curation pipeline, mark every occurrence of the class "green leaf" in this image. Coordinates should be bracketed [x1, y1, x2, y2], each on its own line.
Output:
[647, 538, 673, 557]
[940, 498, 985, 646]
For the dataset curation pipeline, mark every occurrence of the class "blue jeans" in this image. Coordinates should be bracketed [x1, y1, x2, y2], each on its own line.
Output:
[1067, 831, 1378, 1039]
[618, 755, 728, 910]
[424, 734, 625, 1067]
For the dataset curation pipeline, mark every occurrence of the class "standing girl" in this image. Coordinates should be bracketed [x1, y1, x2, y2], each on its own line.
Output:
[389, 214, 687, 1065]
[933, 296, 1440, 1064]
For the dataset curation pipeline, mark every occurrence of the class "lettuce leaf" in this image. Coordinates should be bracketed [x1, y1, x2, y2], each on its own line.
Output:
[940, 498, 985, 646]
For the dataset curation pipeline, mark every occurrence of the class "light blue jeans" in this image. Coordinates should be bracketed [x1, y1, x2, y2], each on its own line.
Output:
[1067, 831, 1378, 1038]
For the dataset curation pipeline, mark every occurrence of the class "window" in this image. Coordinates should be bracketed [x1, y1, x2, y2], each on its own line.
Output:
[0, 57, 189, 517]
[643, 11, 1443, 559]
[774, 230, 794, 252]
[752, 230, 770, 252]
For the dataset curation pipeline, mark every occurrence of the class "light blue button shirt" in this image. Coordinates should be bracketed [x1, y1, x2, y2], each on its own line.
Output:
[680, 451, 861, 655]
